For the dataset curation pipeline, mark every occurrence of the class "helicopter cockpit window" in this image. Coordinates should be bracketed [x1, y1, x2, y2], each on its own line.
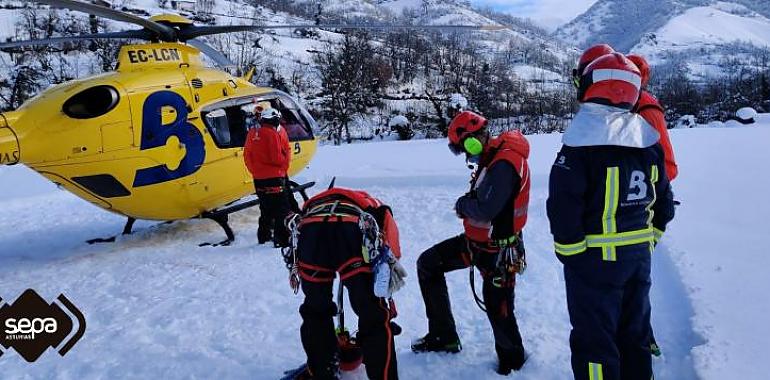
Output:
[202, 102, 252, 149]
[63, 85, 120, 119]
[204, 109, 231, 146]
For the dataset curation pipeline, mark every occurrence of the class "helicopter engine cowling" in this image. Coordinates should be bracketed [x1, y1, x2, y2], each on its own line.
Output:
[0, 115, 20, 165]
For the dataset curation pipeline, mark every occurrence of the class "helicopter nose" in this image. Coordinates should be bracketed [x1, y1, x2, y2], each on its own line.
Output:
[0, 114, 20, 165]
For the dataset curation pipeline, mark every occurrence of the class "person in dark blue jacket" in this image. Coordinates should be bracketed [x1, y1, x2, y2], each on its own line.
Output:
[547, 52, 675, 380]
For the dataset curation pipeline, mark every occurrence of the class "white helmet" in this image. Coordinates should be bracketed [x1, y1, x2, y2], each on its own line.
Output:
[261, 108, 282, 125]
[448, 93, 468, 110]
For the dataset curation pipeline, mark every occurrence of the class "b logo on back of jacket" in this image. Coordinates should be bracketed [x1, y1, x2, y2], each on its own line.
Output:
[627, 170, 648, 201]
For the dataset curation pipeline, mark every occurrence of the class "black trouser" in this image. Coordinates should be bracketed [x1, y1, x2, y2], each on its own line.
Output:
[417, 234, 525, 361]
[562, 250, 652, 380]
[254, 177, 295, 246]
[298, 222, 398, 380]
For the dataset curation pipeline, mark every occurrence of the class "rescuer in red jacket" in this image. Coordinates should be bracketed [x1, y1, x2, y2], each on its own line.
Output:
[628, 54, 679, 181]
[627, 54, 679, 358]
[244, 107, 293, 247]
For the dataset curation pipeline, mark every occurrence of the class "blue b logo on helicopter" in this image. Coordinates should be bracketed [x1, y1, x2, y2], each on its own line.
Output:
[133, 91, 206, 187]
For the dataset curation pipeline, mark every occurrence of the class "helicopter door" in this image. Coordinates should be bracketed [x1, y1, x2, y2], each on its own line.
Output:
[199, 96, 264, 199]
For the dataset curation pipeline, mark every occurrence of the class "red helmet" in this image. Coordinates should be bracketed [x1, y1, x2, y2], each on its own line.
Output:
[578, 53, 642, 110]
[448, 111, 488, 145]
[627, 54, 650, 88]
[576, 44, 615, 75]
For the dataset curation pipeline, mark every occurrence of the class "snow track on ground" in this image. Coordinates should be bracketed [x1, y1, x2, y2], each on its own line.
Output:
[650, 243, 704, 379]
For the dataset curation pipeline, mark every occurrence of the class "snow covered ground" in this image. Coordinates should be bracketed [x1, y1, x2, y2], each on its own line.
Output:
[1, 123, 769, 379]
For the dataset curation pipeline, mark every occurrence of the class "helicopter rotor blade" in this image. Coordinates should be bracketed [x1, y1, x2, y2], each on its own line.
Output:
[34, 0, 176, 40]
[179, 23, 503, 40]
[199, 12, 507, 32]
[0, 30, 150, 49]
[186, 39, 235, 68]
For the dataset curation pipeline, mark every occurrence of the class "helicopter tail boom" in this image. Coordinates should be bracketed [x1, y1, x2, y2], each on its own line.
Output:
[0, 115, 19, 165]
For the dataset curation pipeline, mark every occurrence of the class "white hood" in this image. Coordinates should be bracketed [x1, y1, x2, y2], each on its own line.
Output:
[563, 103, 660, 148]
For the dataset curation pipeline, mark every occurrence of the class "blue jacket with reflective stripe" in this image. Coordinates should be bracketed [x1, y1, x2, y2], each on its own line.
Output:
[547, 143, 675, 258]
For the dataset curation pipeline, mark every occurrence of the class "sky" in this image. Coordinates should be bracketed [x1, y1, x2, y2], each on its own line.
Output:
[470, 0, 598, 31]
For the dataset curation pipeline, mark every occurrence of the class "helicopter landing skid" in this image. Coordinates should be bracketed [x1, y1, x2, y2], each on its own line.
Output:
[198, 181, 316, 247]
[86, 217, 137, 244]
[198, 212, 236, 247]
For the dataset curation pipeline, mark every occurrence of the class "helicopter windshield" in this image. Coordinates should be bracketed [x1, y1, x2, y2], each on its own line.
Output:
[274, 96, 314, 142]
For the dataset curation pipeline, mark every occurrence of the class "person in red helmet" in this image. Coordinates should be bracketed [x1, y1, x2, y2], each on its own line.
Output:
[244, 107, 294, 247]
[628, 54, 678, 181]
[627, 54, 679, 358]
[572, 44, 615, 87]
[548, 53, 675, 380]
[413, 110, 531, 375]
[281, 187, 405, 380]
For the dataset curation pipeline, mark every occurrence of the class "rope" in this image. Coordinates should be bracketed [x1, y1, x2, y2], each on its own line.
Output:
[283, 213, 302, 294]
[466, 239, 487, 313]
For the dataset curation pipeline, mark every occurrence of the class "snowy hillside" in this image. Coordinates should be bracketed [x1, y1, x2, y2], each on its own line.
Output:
[1, 121, 769, 379]
[555, 0, 770, 58]
[0, 0, 577, 137]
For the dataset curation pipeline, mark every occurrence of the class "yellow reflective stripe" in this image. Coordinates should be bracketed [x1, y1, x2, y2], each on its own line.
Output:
[653, 228, 664, 242]
[494, 235, 517, 247]
[602, 168, 620, 261]
[555, 240, 587, 256]
[587, 228, 655, 247]
[603, 167, 620, 234]
[646, 165, 659, 228]
[603, 246, 617, 261]
[589, 362, 604, 380]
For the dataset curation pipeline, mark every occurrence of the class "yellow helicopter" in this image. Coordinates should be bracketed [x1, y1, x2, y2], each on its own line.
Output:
[0, 0, 499, 246]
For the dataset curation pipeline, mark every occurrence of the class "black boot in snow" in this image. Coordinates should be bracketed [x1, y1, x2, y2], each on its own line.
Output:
[411, 333, 462, 354]
[257, 227, 273, 245]
[496, 344, 526, 375]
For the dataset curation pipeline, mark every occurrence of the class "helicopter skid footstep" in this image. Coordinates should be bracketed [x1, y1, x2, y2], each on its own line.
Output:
[86, 217, 137, 245]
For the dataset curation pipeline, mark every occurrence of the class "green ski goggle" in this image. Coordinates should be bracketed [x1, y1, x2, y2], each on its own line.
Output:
[463, 137, 483, 156]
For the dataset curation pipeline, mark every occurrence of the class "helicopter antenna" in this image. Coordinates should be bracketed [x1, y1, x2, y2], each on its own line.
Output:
[327, 177, 336, 190]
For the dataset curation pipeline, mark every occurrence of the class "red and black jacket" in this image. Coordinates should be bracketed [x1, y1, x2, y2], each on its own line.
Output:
[301, 188, 400, 256]
[243, 123, 291, 182]
[456, 131, 531, 246]
[296, 188, 401, 283]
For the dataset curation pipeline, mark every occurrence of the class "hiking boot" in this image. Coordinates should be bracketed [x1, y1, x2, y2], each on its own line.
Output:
[497, 352, 527, 375]
[496, 343, 526, 375]
[257, 227, 272, 245]
[411, 333, 462, 354]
